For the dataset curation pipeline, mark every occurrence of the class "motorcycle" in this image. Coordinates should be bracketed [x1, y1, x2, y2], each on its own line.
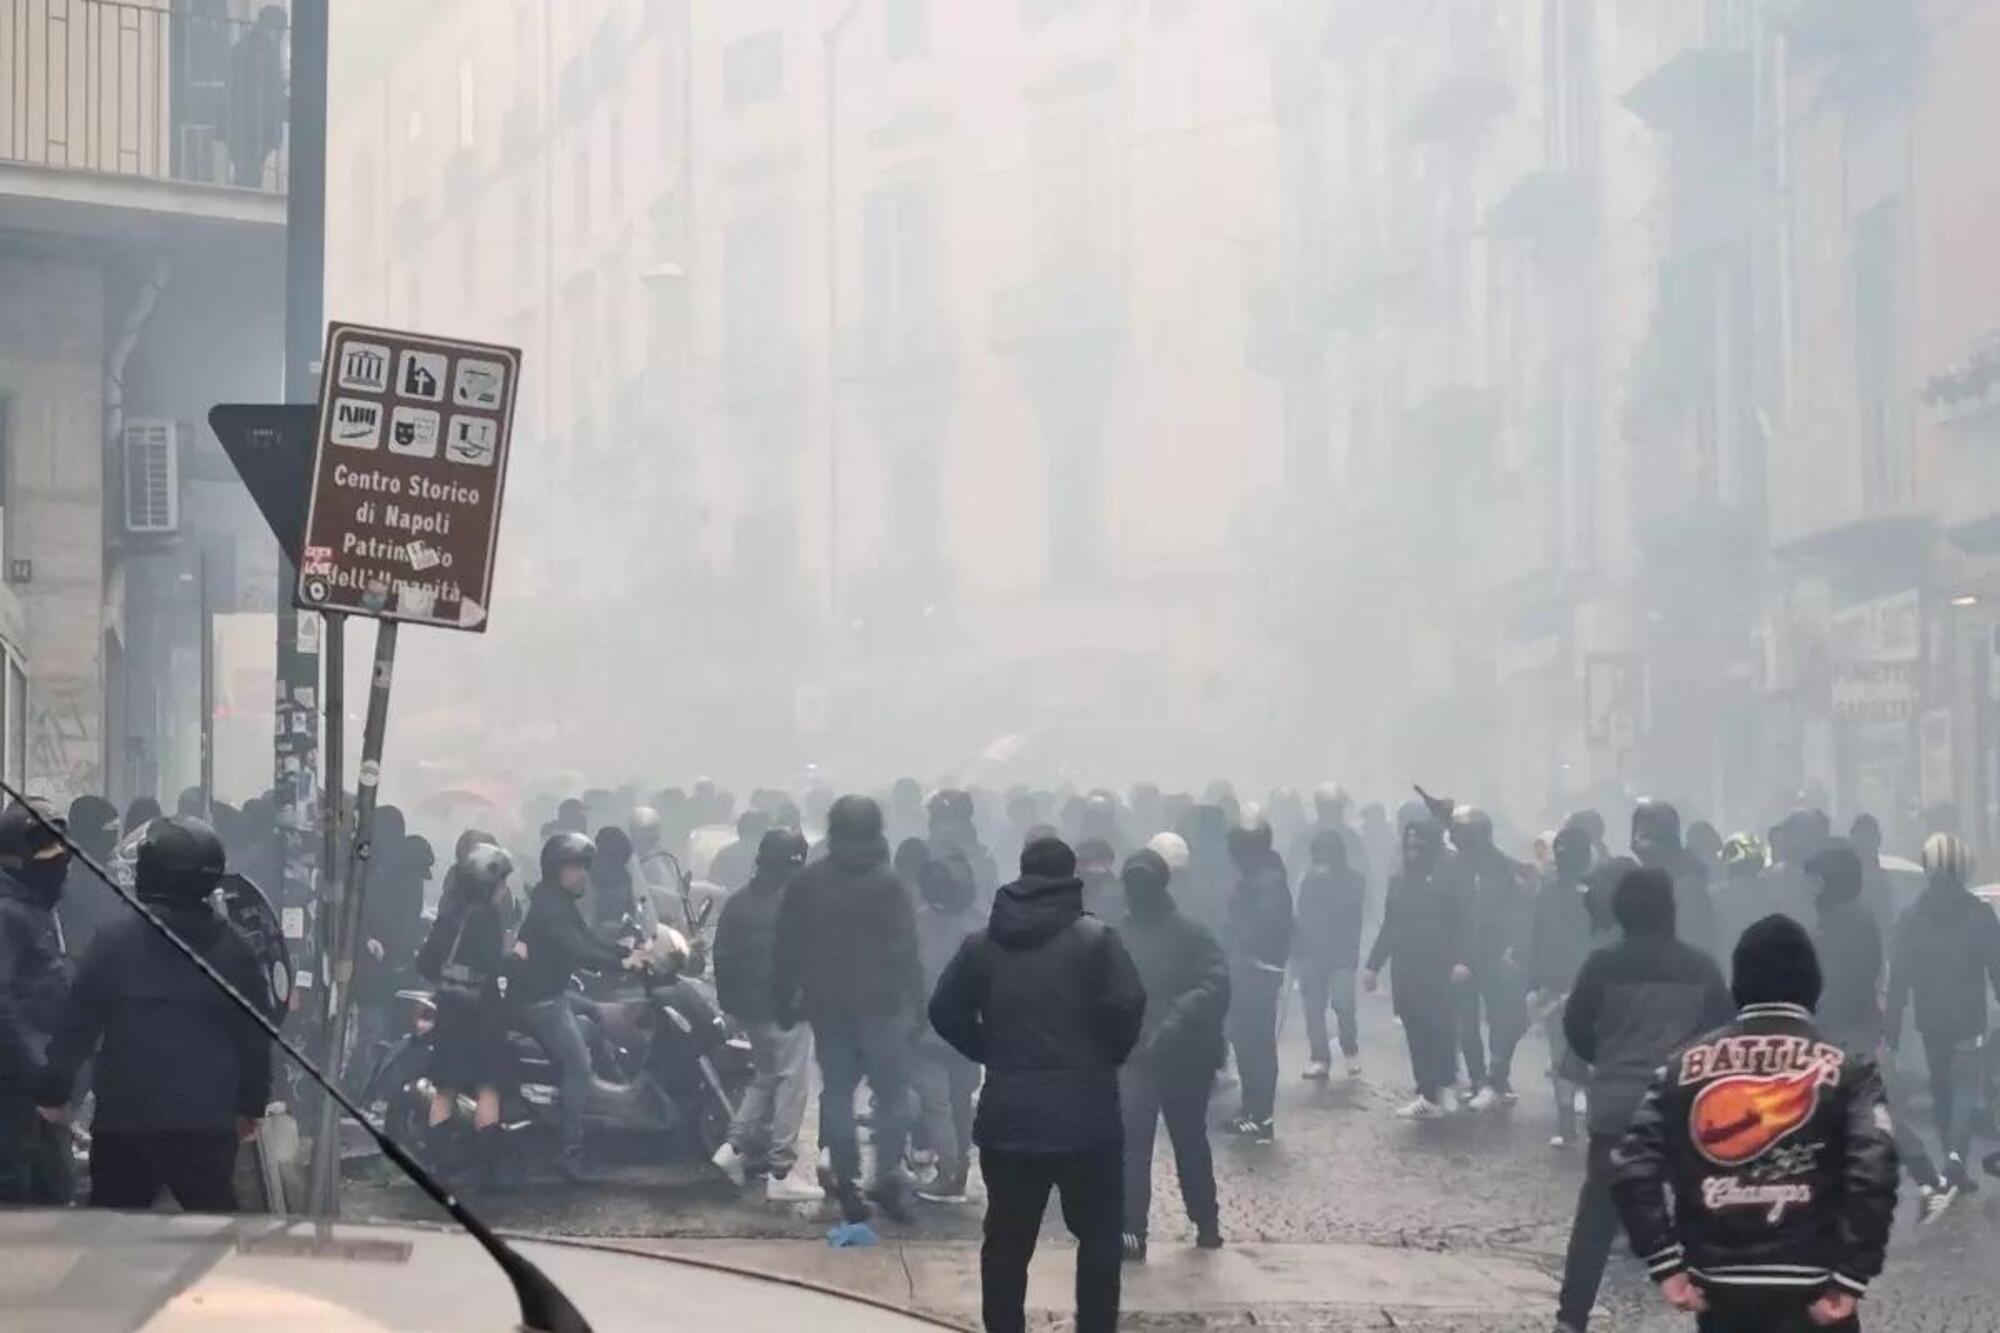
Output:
[361, 926, 753, 1166]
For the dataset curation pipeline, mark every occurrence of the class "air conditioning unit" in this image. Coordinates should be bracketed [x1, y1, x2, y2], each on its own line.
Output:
[123, 418, 180, 535]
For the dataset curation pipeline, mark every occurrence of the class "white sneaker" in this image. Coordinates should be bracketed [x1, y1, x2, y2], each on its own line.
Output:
[1549, 1133, 1571, 1149]
[1345, 1059, 1365, 1078]
[1302, 1061, 1331, 1081]
[1396, 1095, 1447, 1120]
[766, 1171, 826, 1203]
[711, 1142, 747, 1188]
[1467, 1087, 1499, 1113]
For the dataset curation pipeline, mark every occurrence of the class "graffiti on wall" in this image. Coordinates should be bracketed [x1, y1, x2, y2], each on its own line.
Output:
[29, 675, 100, 803]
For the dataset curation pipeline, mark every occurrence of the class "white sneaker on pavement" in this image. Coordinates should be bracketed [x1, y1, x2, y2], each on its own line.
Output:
[711, 1143, 747, 1188]
[1396, 1095, 1447, 1120]
[1345, 1059, 1365, 1078]
[1467, 1086, 1499, 1113]
[766, 1171, 825, 1203]
[1302, 1061, 1331, 1081]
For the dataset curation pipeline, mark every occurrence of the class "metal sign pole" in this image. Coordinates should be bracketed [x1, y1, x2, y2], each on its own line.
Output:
[307, 618, 396, 1217]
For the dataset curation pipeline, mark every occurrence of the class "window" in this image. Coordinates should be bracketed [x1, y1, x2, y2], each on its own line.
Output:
[863, 181, 939, 348]
[887, 0, 929, 60]
[723, 32, 784, 110]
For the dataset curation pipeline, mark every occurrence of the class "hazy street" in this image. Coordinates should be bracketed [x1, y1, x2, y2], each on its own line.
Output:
[350, 989, 2000, 1331]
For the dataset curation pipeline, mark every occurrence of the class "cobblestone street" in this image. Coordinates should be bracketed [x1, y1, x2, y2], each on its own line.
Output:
[349, 986, 2000, 1329]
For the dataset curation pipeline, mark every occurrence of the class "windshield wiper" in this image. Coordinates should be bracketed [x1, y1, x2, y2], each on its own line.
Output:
[5, 782, 591, 1333]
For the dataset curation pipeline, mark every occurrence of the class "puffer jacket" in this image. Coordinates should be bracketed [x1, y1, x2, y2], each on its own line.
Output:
[1565, 929, 1733, 1135]
[928, 873, 1145, 1155]
[1611, 1003, 1900, 1301]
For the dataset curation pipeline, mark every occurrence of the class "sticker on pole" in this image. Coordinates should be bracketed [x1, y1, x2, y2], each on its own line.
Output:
[296, 322, 520, 632]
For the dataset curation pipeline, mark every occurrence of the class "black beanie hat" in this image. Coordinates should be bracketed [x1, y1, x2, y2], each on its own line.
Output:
[1732, 914, 1823, 1011]
[1020, 835, 1076, 879]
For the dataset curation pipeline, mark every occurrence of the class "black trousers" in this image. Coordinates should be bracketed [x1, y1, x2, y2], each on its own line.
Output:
[89, 1131, 239, 1213]
[1457, 959, 1527, 1092]
[980, 1142, 1122, 1333]
[1697, 1287, 1858, 1332]
[1229, 966, 1283, 1123]
[0, 1097, 71, 1205]
[1399, 994, 1458, 1100]
[1555, 1132, 1622, 1328]
[1119, 1062, 1217, 1237]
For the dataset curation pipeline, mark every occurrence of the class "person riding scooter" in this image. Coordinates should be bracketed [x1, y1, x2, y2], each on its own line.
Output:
[514, 832, 641, 1180]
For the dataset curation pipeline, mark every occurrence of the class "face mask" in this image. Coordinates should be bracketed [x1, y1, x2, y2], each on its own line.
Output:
[18, 853, 69, 896]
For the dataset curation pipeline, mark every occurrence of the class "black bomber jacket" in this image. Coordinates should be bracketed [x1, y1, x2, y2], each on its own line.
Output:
[1609, 1002, 1900, 1300]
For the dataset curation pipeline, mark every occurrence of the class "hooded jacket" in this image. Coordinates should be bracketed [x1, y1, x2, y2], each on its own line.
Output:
[39, 901, 271, 1134]
[771, 832, 923, 1027]
[1119, 890, 1229, 1078]
[0, 865, 69, 1088]
[1611, 1003, 1899, 1302]
[927, 874, 1145, 1155]
[1365, 858, 1466, 1017]
[1564, 874, 1733, 1135]
[1886, 881, 2000, 1043]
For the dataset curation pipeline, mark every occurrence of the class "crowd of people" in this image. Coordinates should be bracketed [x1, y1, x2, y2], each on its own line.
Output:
[3, 771, 1996, 1331]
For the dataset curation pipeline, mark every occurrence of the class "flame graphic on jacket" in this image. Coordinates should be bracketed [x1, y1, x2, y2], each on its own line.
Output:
[1690, 1069, 1821, 1167]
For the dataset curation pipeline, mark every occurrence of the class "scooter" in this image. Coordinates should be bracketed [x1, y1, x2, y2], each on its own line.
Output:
[363, 928, 753, 1167]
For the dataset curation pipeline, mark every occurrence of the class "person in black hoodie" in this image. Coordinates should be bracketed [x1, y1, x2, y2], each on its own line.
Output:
[1364, 812, 1468, 1119]
[414, 842, 515, 1186]
[1223, 824, 1292, 1142]
[1448, 806, 1531, 1110]
[1806, 842, 1882, 1055]
[1632, 799, 1717, 960]
[929, 836, 1145, 1333]
[773, 795, 924, 1222]
[515, 831, 640, 1178]
[711, 828, 821, 1202]
[1115, 848, 1228, 1262]
[1886, 833, 2000, 1193]
[0, 799, 73, 1203]
[1554, 867, 1732, 1332]
[1524, 826, 1596, 1147]
[1294, 828, 1366, 1080]
[38, 818, 270, 1212]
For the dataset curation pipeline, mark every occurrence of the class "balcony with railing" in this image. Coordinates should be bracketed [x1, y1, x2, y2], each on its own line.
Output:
[1, 0, 289, 216]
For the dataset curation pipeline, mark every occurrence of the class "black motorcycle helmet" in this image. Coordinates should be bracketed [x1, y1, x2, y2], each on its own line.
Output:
[136, 816, 227, 905]
[539, 830, 596, 882]
[1552, 825, 1593, 880]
